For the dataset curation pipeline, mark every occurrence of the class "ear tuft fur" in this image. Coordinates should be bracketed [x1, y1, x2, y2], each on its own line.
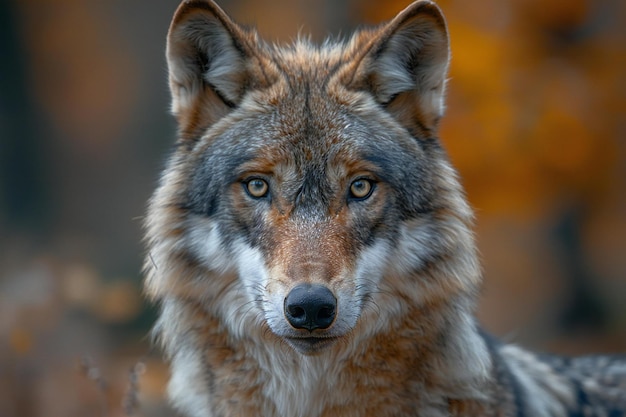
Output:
[166, 0, 252, 128]
[352, 1, 450, 131]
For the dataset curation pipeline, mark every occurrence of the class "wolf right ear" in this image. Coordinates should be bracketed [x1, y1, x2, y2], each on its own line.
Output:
[348, 1, 450, 134]
[166, 0, 268, 136]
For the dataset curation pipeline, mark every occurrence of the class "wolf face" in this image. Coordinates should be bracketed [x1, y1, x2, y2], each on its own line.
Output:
[179, 87, 457, 355]
[145, 0, 480, 358]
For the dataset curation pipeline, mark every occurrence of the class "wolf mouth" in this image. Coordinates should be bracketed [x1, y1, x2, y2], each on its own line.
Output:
[285, 336, 340, 354]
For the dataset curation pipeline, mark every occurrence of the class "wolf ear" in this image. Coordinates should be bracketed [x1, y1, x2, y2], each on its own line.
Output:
[166, 0, 261, 135]
[351, 1, 450, 133]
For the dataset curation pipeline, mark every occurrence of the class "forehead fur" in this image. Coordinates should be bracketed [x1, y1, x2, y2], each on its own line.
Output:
[261, 29, 379, 87]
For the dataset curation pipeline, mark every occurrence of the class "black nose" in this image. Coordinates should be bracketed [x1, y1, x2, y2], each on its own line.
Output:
[284, 284, 337, 331]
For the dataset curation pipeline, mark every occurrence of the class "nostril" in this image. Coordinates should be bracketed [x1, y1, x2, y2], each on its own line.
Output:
[284, 284, 337, 331]
[288, 305, 306, 319]
[317, 305, 334, 320]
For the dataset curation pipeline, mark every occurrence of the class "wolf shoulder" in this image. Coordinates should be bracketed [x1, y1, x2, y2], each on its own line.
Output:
[484, 333, 626, 416]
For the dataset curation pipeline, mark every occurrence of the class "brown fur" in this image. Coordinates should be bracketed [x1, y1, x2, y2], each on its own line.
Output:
[144, 1, 626, 416]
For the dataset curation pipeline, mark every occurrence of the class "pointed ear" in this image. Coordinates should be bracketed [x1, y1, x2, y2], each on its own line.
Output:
[350, 1, 450, 133]
[166, 0, 261, 135]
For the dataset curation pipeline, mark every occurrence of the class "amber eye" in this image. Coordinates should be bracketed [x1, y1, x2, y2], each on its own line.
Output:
[349, 179, 374, 200]
[245, 178, 269, 198]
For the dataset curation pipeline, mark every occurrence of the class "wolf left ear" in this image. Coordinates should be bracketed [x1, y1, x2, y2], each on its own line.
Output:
[351, 1, 450, 133]
[166, 0, 269, 137]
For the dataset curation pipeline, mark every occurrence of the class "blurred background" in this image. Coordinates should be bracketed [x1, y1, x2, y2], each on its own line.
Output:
[1, 0, 624, 416]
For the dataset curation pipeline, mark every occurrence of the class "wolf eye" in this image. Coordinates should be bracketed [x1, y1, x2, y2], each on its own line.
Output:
[245, 178, 269, 198]
[349, 179, 374, 200]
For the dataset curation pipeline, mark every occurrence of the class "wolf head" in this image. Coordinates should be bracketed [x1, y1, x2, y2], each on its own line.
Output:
[145, 0, 481, 356]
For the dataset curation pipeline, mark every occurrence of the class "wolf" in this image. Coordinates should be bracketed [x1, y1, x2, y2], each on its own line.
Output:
[143, 1, 626, 416]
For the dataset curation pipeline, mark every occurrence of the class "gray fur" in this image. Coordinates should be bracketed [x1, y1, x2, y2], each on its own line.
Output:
[145, 1, 626, 416]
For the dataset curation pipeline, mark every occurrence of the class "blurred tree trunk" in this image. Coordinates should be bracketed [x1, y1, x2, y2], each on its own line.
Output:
[0, 1, 50, 238]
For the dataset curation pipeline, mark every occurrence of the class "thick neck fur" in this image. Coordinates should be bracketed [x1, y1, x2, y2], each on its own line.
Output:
[158, 284, 491, 417]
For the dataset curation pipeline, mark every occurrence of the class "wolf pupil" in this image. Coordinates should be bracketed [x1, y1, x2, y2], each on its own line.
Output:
[246, 179, 269, 198]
